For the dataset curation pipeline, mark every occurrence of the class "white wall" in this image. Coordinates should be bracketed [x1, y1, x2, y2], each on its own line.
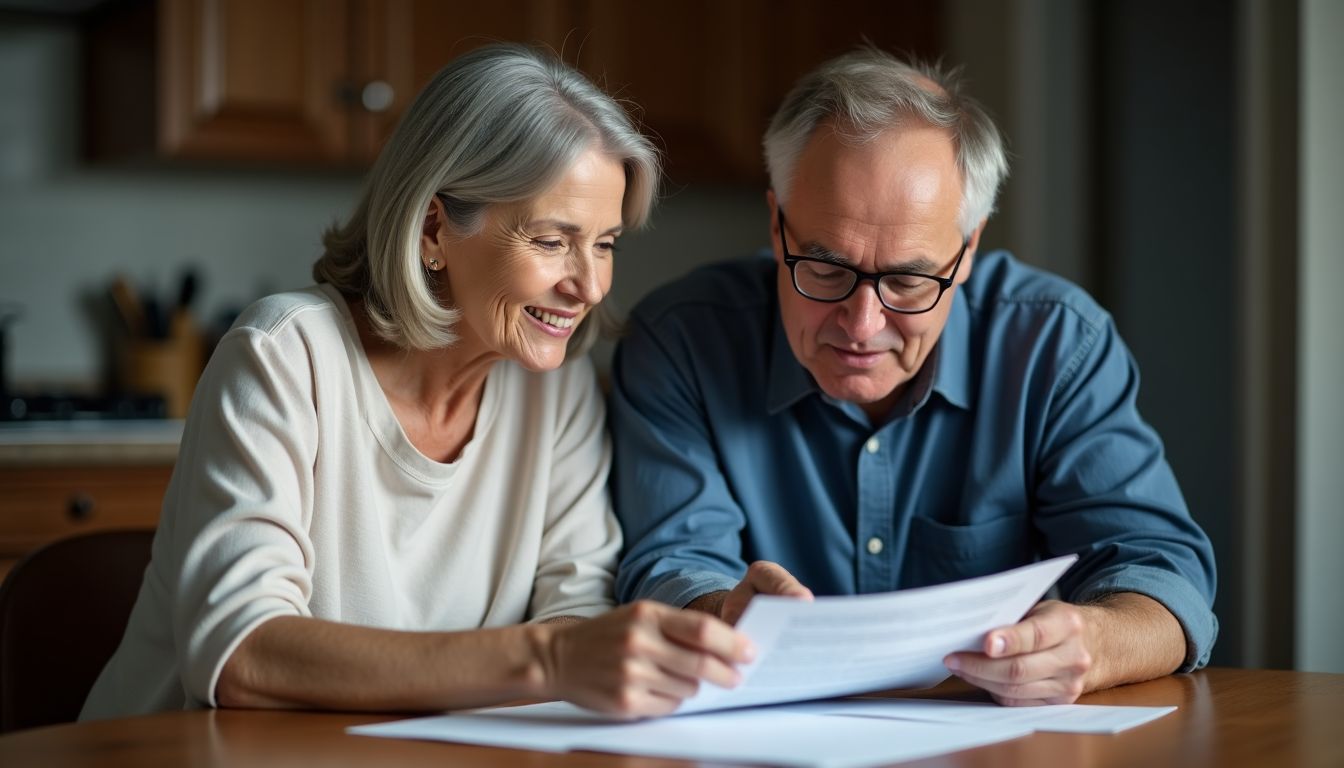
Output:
[1296, 0, 1344, 674]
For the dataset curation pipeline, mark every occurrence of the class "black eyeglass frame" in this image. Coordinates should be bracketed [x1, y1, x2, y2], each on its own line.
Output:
[777, 207, 971, 315]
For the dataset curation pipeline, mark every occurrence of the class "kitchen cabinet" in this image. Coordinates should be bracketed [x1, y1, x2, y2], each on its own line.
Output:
[86, 0, 940, 181]
[88, 0, 367, 165]
[86, 0, 576, 167]
[155, 0, 353, 164]
[0, 424, 179, 584]
[0, 465, 170, 584]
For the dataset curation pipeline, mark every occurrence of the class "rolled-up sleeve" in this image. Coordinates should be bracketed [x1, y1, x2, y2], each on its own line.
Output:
[168, 328, 318, 706]
[1035, 314, 1218, 670]
[608, 314, 747, 607]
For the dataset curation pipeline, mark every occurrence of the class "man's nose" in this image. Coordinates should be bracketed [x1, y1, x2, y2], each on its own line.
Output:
[836, 280, 886, 341]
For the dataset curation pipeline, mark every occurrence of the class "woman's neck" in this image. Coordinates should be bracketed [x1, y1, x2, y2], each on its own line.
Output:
[348, 296, 502, 462]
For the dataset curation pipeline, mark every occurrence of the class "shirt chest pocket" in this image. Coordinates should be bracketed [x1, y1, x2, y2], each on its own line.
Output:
[901, 514, 1034, 587]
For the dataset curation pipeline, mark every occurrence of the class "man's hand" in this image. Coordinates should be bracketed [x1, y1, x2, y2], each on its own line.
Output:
[942, 593, 1185, 706]
[707, 561, 814, 625]
[943, 600, 1093, 705]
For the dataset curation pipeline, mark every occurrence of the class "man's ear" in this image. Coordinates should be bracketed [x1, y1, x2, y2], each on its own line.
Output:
[967, 219, 986, 255]
[957, 219, 988, 285]
[766, 189, 782, 263]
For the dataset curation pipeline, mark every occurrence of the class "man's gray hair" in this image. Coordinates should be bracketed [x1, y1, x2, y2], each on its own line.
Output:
[315, 43, 660, 352]
[764, 47, 1008, 237]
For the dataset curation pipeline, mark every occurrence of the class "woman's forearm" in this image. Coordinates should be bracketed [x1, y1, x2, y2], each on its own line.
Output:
[215, 615, 555, 712]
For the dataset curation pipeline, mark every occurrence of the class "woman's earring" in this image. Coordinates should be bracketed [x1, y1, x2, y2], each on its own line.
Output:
[427, 258, 440, 270]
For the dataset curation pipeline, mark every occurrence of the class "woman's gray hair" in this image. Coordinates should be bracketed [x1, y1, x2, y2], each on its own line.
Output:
[764, 46, 1008, 237]
[315, 43, 660, 353]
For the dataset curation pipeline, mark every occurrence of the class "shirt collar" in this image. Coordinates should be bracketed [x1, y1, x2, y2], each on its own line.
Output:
[765, 289, 974, 416]
[930, 293, 972, 410]
[766, 301, 816, 414]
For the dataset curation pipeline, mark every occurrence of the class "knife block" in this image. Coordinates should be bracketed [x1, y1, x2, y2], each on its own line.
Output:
[120, 314, 204, 419]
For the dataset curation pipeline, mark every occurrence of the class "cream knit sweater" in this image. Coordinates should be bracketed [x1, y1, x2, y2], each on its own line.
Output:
[81, 284, 621, 719]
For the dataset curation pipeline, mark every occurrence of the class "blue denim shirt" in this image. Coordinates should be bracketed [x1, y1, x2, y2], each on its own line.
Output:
[609, 250, 1218, 670]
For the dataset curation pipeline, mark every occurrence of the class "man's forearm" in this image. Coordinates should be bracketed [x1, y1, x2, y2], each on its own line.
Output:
[1078, 592, 1186, 691]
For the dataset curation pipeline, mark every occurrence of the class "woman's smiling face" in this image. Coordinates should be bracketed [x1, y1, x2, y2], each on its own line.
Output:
[428, 148, 627, 372]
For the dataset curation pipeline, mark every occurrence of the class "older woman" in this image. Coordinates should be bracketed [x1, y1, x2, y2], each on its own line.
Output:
[81, 44, 751, 721]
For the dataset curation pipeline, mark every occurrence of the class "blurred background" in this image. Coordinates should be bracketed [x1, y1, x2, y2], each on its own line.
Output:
[0, 0, 1339, 674]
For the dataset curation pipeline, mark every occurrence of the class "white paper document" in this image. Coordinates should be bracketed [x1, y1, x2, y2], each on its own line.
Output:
[349, 557, 1081, 767]
[675, 554, 1078, 714]
[348, 701, 1032, 768]
[817, 698, 1177, 734]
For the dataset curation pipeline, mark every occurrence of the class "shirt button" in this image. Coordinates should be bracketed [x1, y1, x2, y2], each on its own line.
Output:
[865, 437, 880, 454]
[866, 536, 884, 555]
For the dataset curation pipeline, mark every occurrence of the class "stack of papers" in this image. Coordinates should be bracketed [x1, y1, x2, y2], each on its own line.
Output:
[349, 557, 1177, 766]
[350, 702, 1034, 768]
[350, 698, 1176, 768]
[813, 698, 1176, 735]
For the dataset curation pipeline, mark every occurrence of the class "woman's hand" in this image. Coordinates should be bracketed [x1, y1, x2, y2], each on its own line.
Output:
[542, 600, 755, 718]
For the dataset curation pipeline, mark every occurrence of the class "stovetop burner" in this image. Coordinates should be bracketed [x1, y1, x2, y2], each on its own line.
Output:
[2, 393, 168, 421]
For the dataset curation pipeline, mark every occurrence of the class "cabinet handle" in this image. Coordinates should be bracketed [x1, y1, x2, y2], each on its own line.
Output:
[361, 81, 395, 113]
[67, 493, 95, 522]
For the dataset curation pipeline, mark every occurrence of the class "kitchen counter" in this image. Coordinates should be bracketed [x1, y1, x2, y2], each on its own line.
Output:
[0, 420, 183, 466]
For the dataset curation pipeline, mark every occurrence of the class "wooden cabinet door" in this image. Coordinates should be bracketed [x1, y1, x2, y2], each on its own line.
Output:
[160, 0, 354, 164]
[350, 0, 570, 162]
[567, 0, 767, 184]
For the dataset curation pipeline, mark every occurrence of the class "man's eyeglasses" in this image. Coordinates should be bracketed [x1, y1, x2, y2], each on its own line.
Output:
[778, 207, 969, 314]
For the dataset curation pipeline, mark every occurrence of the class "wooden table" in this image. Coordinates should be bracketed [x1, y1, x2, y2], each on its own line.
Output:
[0, 668, 1339, 767]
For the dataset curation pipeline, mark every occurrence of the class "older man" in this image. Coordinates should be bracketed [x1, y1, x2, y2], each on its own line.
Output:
[609, 48, 1216, 705]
